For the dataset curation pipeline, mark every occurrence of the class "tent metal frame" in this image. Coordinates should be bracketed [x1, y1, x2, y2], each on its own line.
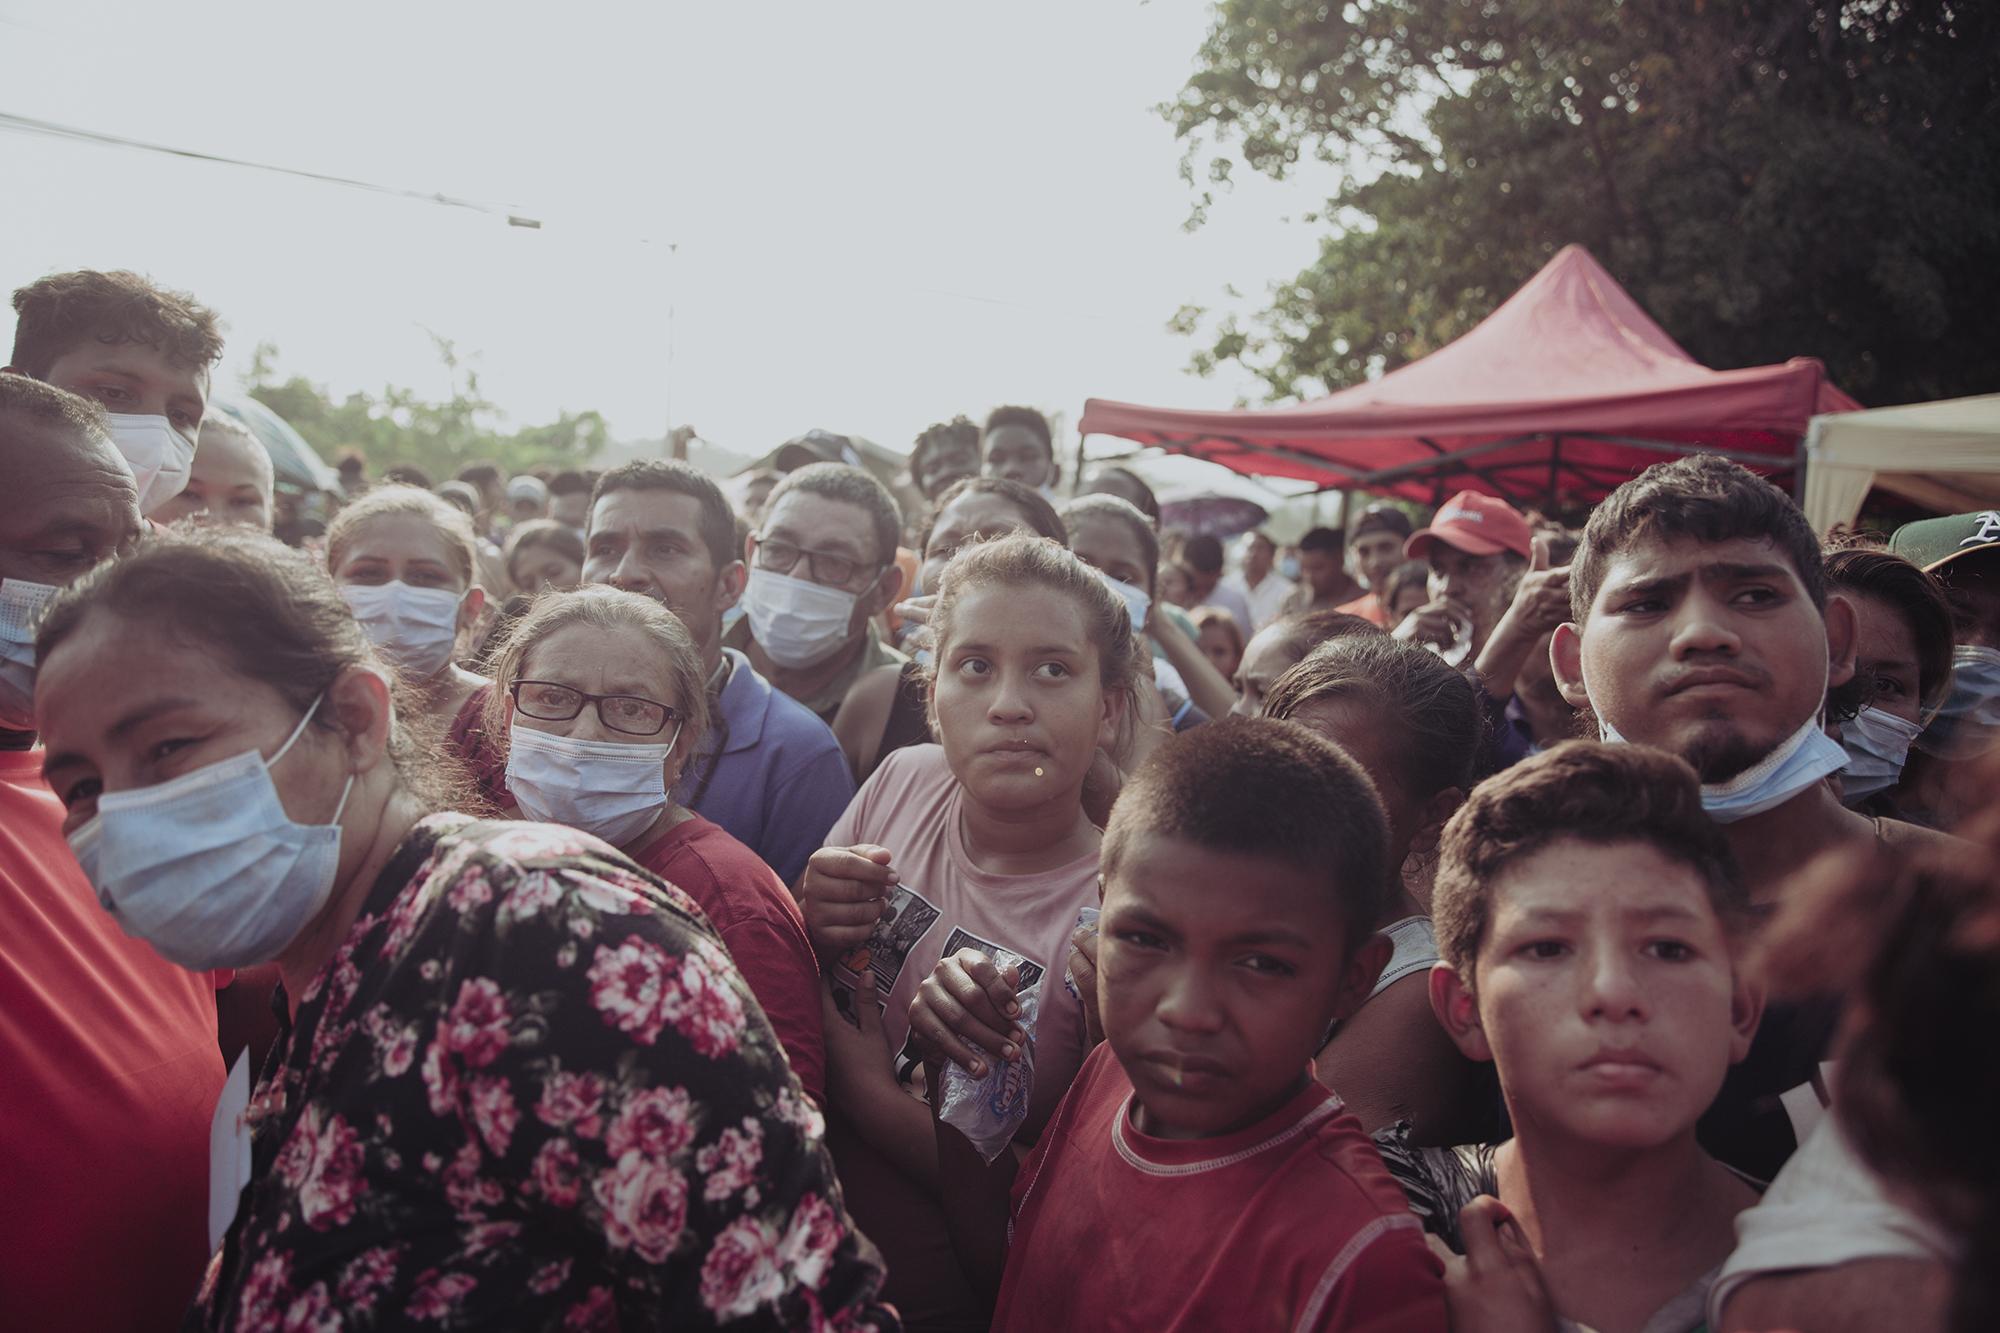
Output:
[1119, 428, 1803, 513]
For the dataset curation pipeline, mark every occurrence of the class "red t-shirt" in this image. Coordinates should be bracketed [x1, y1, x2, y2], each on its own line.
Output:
[630, 813, 826, 1101]
[994, 1044, 1447, 1333]
[0, 746, 225, 1331]
[1336, 591, 1392, 628]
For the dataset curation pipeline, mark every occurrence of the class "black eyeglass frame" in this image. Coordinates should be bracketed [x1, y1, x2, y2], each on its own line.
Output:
[508, 679, 682, 737]
[749, 533, 886, 590]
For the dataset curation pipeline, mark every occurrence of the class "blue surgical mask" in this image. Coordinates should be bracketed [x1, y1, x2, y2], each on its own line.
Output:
[740, 567, 858, 669]
[1092, 567, 1151, 638]
[1601, 716, 1849, 823]
[1915, 645, 2000, 760]
[0, 577, 58, 731]
[1840, 706, 1925, 803]
[1278, 555, 1302, 581]
[68, 696, 354, 970]
[505, 719, 681, 848]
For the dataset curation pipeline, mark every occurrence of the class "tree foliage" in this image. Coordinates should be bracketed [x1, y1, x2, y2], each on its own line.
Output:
[1168, 0, 1999, 406]
[244, 336, 610, 481]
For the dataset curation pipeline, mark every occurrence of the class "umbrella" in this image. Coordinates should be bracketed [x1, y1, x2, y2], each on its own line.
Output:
[210, 394, 341, 494]
[1157, 493, 1268, 538]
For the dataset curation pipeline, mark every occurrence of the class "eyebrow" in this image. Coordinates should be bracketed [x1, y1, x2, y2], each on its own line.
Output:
[42, 696, 203, 777]
[949, 640, 1086, 657]
[1225, 925, 1315, 950]
[596, 524, 692, 546]
[1701, 561, 1793, 583]
[1612, 561, 1794, 596]
[1509, 903, 1705, 927]
[766, 525, 864, 557]
[1110, 905, 1178, 938]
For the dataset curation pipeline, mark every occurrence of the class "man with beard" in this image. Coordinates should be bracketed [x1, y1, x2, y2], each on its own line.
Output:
[1549, 455, 1957, 1333]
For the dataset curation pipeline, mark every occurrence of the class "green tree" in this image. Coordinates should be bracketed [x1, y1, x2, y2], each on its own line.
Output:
[244, 338, 610, 481]
[1168, 0, 1999, 406]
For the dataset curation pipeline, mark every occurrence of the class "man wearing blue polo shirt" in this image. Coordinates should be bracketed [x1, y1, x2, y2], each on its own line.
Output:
[583, 460, 854, 885]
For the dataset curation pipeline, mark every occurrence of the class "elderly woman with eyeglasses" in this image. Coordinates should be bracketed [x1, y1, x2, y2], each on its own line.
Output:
[485, 585, 827, 1102]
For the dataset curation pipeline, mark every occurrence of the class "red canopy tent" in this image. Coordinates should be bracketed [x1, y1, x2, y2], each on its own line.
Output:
[1079, 245, 1860, 510]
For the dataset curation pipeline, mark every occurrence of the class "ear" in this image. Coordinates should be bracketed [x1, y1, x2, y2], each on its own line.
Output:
[1330, 931, 1393, 1025]
[715, 558, 748, 613]
[661, 725, 693, 792]
[863, 559, 904, 616]
[1408, 786, 1466, 859]
[325, 664, 395, 773]
[1428, 962, 1493, 1062]
[1550, 621, 1591, 709]
[1096, 683, 1130, 752]
[1727, 967, 1766, 1066]
[457, 585, 487, 634]
[1822, 590, 1859, 693]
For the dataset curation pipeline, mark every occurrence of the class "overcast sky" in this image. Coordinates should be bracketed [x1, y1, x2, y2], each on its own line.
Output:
[0, 0, 1340, 463]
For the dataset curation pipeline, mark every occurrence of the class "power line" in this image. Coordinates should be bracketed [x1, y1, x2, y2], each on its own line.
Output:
[0, 110, 544, 228]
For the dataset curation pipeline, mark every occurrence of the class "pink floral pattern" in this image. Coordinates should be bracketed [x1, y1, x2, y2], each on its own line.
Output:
[194, 816, 895, 1331]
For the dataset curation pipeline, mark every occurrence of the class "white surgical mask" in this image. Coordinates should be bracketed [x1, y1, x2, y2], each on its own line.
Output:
[106, 413, 196, 515]
[1915, 645, 2000, 760]
[506, 720, 680, 847]
[1093, 567, 1151, 637]
[1840, 706, 1925, 804]
[1602, 716, 1848, 822]
[740, 567, 858, 669]
[340, 581, 465, 678]
[0, 578, 58, 731]
[67, 695, 353, 970]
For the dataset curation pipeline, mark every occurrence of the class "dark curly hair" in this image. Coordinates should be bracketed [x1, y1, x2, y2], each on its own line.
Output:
[1104, 717, 1391, 956]
[10, 269, 224, 378]
[1434, 740, 1746, 985]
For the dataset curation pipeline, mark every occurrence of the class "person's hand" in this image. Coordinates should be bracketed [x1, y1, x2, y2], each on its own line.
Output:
[1429, 1196, 1559, 1333]
[1502, 535, 1572, 638]
[1068, 924, 1103, 1049]
[892, 593, 937, 628]
[1393, 598, 1470, 650]
[908, 949, 1025, 1078]
[796, 844, 895, 960]
[821, 974, 895, 1088]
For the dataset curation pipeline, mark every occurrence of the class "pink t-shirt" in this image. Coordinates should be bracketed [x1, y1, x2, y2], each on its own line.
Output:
[823, 743, 1101, 1330]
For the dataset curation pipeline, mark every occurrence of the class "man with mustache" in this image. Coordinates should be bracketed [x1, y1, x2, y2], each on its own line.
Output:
[1549, 455, 1958, 1333]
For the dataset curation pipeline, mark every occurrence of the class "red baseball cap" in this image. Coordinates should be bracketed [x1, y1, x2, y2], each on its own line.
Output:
[1405, 491, 1534, 560]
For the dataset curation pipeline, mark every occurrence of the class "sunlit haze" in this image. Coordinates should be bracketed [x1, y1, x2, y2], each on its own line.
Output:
[1, 1, 1337, 464]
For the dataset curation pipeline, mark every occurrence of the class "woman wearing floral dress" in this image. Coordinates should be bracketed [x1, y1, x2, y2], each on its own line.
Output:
[33, 528, 895, 1331]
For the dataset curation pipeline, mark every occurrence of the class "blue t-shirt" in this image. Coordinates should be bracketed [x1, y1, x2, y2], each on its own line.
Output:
[674, 648, 856, 886]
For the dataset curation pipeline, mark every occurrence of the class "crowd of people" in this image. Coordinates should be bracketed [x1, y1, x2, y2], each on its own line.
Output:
[2, 267, 1995, 1333]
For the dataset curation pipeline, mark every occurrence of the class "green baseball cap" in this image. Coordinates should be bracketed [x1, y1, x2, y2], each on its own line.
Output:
[1889, 510, 2000, 573]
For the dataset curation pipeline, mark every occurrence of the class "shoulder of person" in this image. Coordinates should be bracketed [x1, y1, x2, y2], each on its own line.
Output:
[760, 682, 847, 755]
[860, 739, 949, 785]
[424, 815, 702, 922]
[1292, 1105, 1441, 1222]
[661, 816, 787, 893]
[833, 662, 905, 739]
[1873, 814, 1973, 857]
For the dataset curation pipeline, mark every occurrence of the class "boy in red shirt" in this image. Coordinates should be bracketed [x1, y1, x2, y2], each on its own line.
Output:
[916, 719, 1448, 1331]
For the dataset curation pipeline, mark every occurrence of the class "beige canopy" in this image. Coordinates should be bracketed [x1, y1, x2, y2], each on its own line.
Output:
[1802, 394, 2000, 533]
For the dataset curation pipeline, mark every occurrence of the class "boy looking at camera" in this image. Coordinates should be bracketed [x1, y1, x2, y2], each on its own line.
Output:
[923, 719, 1446, 1331]
[1396, 741, 1764, 1333]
